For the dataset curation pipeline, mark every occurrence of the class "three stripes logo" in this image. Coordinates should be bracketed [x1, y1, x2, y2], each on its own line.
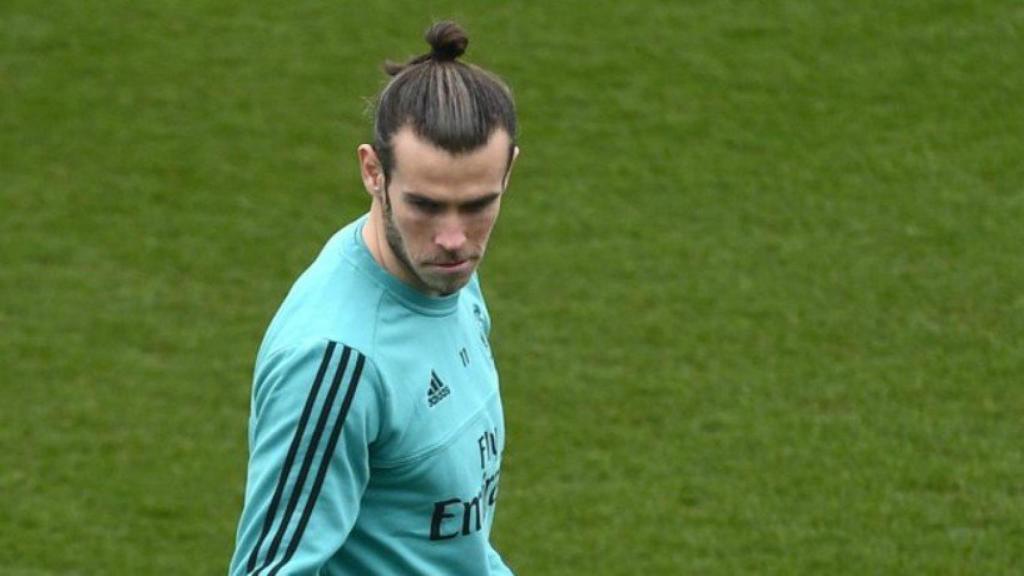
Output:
[427, 370, 450, 408]
[244, 341, 365, 576]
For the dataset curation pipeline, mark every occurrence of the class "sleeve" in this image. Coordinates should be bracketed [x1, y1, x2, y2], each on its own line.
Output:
[487, 544, 515, 575]
[228, 339, 387, 576]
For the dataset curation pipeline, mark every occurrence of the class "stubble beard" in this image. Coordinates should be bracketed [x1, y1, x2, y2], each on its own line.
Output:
[382, 197, 466, 296]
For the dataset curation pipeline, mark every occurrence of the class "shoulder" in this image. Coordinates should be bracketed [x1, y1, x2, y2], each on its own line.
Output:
[462, 273, 492, 334]
[259, 229, 385, 364]
[254, 339, 383, 406]
[251, 337, 393, 445]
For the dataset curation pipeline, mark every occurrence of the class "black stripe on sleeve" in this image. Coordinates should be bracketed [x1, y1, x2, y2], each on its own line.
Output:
[254, 345, 353, 575]
[246, 341, 337, 573]
[266, 352, 366, 576]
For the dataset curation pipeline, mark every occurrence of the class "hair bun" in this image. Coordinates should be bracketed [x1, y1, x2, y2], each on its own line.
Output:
[425, 21, 468, 62]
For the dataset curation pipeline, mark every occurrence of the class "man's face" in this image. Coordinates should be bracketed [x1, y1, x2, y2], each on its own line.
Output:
[378, 127, 517, 296]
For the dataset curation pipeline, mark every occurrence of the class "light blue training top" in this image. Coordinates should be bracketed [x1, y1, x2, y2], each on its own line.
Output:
[228, 215, 513, 575]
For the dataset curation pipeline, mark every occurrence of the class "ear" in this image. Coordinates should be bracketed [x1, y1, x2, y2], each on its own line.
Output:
[357, 144, 385, 198]
[502, 146, 520, 190]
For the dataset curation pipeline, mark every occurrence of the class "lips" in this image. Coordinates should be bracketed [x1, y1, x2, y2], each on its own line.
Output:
[429, 258, 474, 274]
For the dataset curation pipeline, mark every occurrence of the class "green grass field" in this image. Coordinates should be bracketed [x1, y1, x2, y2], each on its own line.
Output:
[3, 1, 1022, 573]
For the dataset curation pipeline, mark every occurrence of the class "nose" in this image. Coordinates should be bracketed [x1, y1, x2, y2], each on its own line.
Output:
[435, 221, 467, 253]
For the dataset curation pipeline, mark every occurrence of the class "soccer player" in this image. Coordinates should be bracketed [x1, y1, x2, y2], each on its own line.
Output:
[227, 21, 519, 576]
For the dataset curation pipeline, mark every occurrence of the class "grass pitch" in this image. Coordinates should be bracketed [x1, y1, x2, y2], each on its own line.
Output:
[2, 1, 1022, 574]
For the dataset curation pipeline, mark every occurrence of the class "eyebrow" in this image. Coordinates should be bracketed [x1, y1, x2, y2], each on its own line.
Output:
[403, 191, 501, 208]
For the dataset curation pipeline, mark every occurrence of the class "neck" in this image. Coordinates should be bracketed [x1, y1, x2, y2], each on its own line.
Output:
[361, 201, 389, 272]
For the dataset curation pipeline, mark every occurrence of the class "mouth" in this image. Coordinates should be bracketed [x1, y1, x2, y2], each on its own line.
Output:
[429, 258, 474, 274]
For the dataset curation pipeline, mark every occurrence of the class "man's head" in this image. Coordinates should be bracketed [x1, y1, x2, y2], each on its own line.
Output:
[358, 21, 519, 296]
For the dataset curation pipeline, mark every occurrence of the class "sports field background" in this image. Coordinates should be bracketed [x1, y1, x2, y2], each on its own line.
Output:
[2, 1, 1022, 574]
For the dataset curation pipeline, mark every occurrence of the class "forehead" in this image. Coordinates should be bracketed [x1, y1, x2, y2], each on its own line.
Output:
[389, 127, 511, 196]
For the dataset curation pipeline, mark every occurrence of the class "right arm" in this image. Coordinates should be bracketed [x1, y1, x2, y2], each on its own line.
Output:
[228, 339, 384, 576]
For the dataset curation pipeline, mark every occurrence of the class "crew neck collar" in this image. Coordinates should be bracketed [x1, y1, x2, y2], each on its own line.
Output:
[344, 215, 461, 316]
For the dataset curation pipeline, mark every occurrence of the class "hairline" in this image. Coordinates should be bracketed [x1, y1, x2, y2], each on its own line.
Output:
[377, 125, 517, 191]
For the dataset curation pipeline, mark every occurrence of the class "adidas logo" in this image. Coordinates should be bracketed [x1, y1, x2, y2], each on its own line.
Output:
[427, 370, 451, 408]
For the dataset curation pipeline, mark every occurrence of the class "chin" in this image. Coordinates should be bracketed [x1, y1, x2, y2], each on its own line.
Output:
[436, 280, 470, 296]
[426, 275, 471, 296]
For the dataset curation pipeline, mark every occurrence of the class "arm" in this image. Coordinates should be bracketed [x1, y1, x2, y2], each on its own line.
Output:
[228, 339, 383, 576]
[487, 544, 515, 575]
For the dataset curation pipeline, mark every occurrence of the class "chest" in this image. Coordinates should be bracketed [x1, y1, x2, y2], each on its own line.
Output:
[371, 301, 504, 470]
[365, 320, 506, 541]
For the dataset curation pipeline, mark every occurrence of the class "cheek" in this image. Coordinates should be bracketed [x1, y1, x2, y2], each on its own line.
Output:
[467, 213, 499, 244]
[393, 210, 432, 244]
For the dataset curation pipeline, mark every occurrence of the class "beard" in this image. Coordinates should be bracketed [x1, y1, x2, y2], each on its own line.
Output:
[382, 196, 471, 296]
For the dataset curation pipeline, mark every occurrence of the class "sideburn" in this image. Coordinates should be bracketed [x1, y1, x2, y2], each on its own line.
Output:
[381, 190, 421, 284]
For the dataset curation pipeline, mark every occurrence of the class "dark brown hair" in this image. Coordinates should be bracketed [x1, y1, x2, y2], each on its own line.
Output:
[373, 21, 518, 184]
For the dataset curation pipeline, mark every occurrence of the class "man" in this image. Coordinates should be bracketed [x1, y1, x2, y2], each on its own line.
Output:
[228, 21, 519, 576]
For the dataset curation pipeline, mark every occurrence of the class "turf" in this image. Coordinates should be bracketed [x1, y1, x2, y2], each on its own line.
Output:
[2, 1, 1022, 573]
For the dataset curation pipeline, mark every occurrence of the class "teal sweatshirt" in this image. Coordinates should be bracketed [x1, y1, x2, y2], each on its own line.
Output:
[229, 215, 513, 575]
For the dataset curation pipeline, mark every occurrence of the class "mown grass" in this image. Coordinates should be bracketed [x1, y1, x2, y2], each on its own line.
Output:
[2, 1, 1022, 573]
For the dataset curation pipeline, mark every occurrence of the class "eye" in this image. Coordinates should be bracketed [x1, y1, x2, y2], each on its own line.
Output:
[408, 196, 443, 214]
[462, 196, 498, 214]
